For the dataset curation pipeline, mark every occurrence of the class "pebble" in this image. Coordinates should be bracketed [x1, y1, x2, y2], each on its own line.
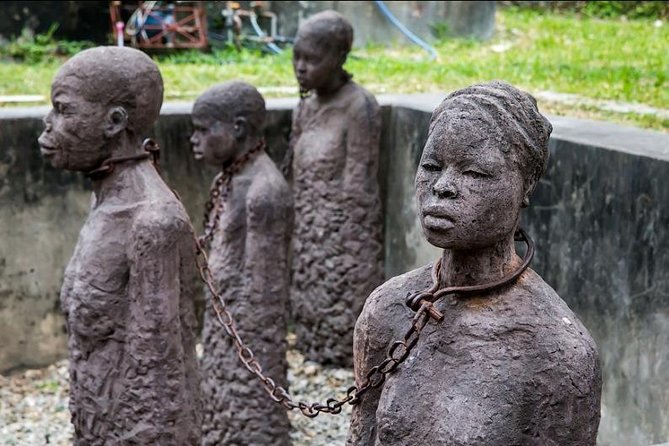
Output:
[0, 341, 353, 446]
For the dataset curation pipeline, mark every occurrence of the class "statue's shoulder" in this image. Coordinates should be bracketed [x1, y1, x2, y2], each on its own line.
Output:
[514, 269, 599, 371]
[246, 154, 293, 213]
[130, 196, 191, 243]
[345, 81, 380, 116]
[359, 264, 434, 332]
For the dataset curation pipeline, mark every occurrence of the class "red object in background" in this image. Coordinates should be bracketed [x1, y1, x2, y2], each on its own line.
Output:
[109, 1, 208, 49]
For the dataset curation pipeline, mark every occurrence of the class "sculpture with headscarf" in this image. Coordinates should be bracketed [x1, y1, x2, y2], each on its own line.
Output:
[348, 81, 601, 446]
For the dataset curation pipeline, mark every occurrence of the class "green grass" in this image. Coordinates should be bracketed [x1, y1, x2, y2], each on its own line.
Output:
[0, 8, 667, 130]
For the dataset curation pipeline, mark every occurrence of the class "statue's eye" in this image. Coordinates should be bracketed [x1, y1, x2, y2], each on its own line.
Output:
[421, 163, 440, 172]
[463, 169, 489, 179]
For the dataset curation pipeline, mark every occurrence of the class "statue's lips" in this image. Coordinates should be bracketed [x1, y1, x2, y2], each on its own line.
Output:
[192, 149, 204, 160]
[39, 145, 58, 157]
[422, 212, 455, 230]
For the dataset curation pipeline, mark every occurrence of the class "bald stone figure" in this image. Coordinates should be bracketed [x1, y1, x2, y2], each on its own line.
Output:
[290, 10, 383, 367]
[37, 47, 201, 444]
[348, 82, 601, 445]
[190, 81, 293, 446]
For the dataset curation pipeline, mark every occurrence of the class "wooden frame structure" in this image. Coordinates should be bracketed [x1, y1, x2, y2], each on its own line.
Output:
[110, 1, 208, 49]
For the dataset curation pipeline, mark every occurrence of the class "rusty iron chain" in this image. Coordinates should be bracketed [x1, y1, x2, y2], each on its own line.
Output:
[193, 227, 534, 418]
[127, 139, 536, 419]
[200, 139, 265, 247]
[192, 230, 447, 417]
[85, 138, 161, 179]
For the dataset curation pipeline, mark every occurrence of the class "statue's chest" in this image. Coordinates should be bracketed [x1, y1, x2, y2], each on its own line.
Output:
[61, 211, 131, 339]
[213, 193, 246, 241]
[375, 317, 531, 445]
[295, 110, 347, 172]
[208, 187, 247, 276]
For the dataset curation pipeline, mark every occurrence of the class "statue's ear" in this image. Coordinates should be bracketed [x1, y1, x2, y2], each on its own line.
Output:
[338, 50, 348, 68]
[521, 181, 536, 208]
[104, 106, 128, 139]
[233, 116, 248, 141]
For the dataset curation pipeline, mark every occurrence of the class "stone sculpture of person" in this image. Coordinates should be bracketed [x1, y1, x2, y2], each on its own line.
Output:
[37, 47, 201, 445]
[190, 81, 293, 446]
[290, 10, 384, 367]
[348, 81, 601, 445]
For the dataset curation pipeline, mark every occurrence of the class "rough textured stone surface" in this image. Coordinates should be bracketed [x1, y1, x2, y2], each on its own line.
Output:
[37, 47, 201, 445]
[290, 11, 384, 367]
[190, 82, 293, 446]
[349, 82, 601, 445]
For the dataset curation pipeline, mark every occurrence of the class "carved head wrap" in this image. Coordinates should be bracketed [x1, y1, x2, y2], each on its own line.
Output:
[429, 81, 552, 191]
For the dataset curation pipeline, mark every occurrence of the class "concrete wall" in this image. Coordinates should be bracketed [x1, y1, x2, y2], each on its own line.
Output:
[1, 96, 668, 445]
[268, 1, 496, 45]
[526, 119, 669, 446]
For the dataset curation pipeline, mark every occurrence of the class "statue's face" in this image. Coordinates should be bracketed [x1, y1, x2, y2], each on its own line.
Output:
[190, 111, 238, 166]
[292, 36, 342, 92]
[415, 119, 525, 250]
[38, 76, 112, 171]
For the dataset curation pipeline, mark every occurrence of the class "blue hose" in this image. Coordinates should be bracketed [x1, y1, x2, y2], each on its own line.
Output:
[373, 0, 438, 60]
[250, 13, 283, 54]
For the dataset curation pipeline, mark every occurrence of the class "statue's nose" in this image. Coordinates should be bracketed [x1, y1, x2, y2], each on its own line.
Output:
[432, 180, 458, 199]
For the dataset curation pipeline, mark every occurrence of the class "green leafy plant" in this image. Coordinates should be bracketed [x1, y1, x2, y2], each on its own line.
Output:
[0, 23, 94, 63]
[430, 21, 451, 40]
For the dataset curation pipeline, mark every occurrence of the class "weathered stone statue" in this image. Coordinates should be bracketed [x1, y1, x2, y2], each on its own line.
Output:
[348, 81, 602, 445]
[290, 10, 384, 367]
[190, 81, 293, 446]
[37, 47, 201, 445]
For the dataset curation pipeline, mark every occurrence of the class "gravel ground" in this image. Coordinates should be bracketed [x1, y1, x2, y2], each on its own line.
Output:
[0, 339, 353, 446]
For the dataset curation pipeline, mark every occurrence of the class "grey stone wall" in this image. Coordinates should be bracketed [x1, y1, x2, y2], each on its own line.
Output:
[1, 96, 668, 445]
[525, 119, 669, 446]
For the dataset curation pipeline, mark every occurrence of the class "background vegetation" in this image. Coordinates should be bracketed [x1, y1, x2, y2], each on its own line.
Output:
[0, 6, 666, 130]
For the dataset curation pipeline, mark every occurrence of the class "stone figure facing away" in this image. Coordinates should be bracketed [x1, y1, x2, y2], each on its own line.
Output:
[190, 81, 293, 446]
[290, 10, 384, 367]
[37, 47, 201, 445]
[348, 82, 601, 445]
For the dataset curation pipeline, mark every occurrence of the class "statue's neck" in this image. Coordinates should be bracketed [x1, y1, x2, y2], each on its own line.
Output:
[91, 134, 154, 206]
[439, 234, 521, 288]
[222, 135, 262, 170]
[315, 70, 348, 98]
